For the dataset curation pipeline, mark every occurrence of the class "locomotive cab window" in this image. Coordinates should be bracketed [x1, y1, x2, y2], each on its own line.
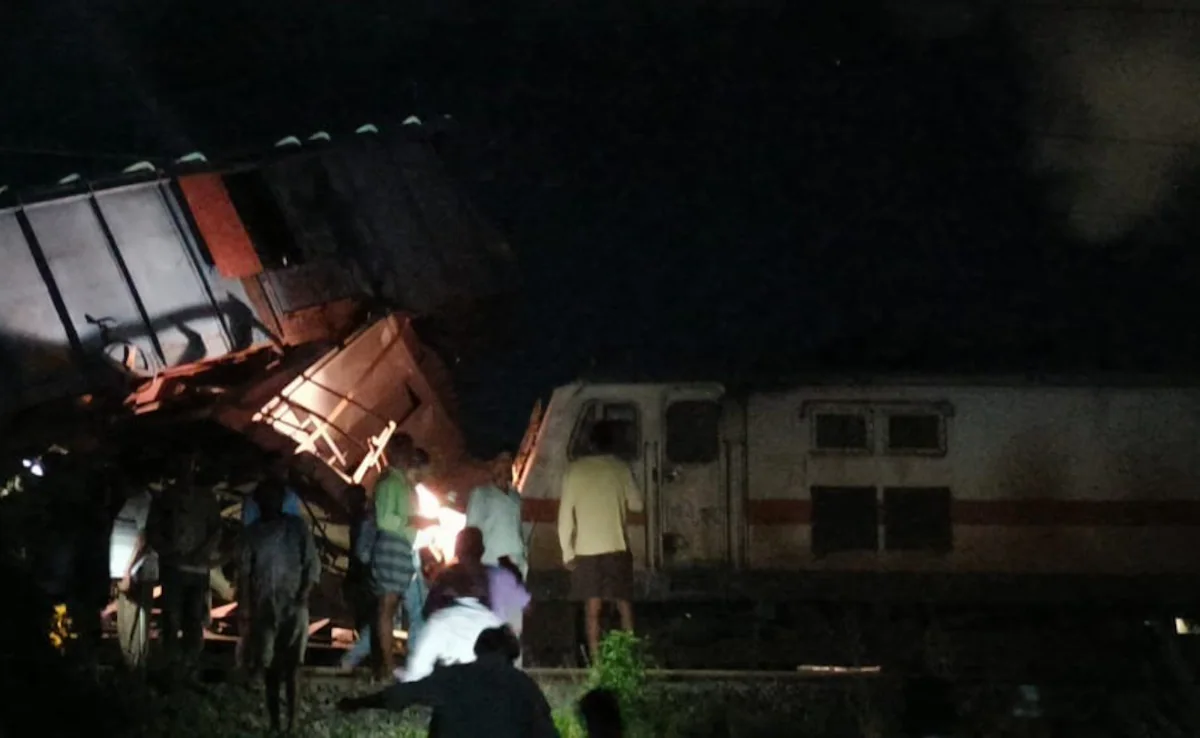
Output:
[885, 413, 945, 455]
[665, 400, 721, 464]
[813, 412, 871, 453]
[811, 486, 878, 555]
[568, 401, 641, 462]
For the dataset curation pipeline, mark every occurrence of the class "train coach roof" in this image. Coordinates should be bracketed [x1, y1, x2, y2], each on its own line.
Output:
[573, 371, 1200, 392]
[0, 115, 454, 208]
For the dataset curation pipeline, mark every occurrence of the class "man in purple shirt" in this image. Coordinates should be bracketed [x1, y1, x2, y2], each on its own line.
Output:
[451, 528, 531, 665]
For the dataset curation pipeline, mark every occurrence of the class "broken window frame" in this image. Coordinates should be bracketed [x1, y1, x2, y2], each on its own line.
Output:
[222, 168, 306, 270]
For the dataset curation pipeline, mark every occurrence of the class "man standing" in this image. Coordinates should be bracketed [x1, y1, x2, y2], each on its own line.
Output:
[371, 433, 431, 679]
[556, 421, 643, 662]
[465, 452, 529, 660]
[241, 451, 304, 526]
[147, 452, 222, 673]
[109, 472, 159, 670]
[235, 450, 302, 670]
[339, 482, 386, 671]
[466, 452, 527, 578]
[239, 478, 322, 733]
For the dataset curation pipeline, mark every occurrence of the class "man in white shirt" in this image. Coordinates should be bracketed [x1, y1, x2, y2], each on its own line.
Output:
[556, 421, 644, 662]
[465, 451, 527, 577]
[403, 565, 502, 682]
[109, 479, 160, 670]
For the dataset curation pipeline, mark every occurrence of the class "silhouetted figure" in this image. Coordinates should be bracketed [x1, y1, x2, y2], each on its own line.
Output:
[239, 478, 321, 732]
[579, 688, 623, 738]
[340, 483, 380, 671]
[147, 452, 221, 674]
[338, 626, 558, 738]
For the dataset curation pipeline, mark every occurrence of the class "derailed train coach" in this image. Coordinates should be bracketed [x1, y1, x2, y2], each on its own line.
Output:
[0, 120, 516, 627]
[515, 376, 1200, 667]
[0, 118, 516, 425]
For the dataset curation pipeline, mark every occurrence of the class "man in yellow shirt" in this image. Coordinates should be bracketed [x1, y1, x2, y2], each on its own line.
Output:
[556, 421, 644, 661]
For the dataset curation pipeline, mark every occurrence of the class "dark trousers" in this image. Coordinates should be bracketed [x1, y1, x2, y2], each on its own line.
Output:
[161, 566, 209, 665]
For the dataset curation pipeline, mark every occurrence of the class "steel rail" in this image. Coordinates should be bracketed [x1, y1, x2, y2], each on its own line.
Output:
[296, 665, 882, 681]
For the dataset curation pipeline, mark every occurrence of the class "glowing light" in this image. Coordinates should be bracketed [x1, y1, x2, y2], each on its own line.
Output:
[796, 664, 882, 674]
[28, 460, 44, 477]
[412, 483, 466, 562]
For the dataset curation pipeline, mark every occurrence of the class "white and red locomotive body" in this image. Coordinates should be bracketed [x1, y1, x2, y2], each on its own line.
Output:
[515, 377, 1200, 665]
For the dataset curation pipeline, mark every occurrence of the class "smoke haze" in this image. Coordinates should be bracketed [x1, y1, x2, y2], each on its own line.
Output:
[893, 0, 1200, 242]
[1019, 2, 1200, 242]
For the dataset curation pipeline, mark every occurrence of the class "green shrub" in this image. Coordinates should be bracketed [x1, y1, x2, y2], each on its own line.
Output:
[587, 630, 648, 706]
[577, 630, 655, 737]
[552, 706, 586, 738]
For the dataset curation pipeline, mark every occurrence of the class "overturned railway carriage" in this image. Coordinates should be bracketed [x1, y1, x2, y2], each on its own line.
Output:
[0, 122, 517, 654]
[517, 378, 1200, 669]
[0, 120, 516, 422]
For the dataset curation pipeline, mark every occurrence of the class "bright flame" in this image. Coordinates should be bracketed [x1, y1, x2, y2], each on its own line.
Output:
[412, 483, 466, 562]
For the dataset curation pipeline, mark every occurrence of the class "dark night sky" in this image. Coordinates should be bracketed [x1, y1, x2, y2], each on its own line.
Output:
[2, 1, 1198, 447]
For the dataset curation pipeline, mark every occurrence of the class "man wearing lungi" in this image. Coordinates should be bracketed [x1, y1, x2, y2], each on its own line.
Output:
[370, 433, 432, 679]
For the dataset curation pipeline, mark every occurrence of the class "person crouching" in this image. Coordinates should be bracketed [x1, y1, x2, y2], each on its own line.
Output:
[338, 626, 559, 738]
[451, 527, 531, 666]
[405, 563, 502, 682]
[237, 478, 322, 733]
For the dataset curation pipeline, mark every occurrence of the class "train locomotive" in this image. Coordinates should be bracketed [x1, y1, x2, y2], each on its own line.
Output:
[514, 376, 1200, 670]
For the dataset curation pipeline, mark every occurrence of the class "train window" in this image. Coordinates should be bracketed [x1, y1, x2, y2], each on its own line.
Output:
[568, 401, 641, 462]
[223, 169, 305, 269]
[665, 400, 721, 464]
[813, 412, 871, 453]
[810, 486, 878, 555]
[883, 487, 952, 552]
[886, 414, 945, 455]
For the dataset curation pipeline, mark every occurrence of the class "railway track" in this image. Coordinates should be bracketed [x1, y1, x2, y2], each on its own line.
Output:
[101, 634, 1177, 687]
[296, 665, 884, 682]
